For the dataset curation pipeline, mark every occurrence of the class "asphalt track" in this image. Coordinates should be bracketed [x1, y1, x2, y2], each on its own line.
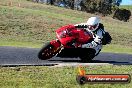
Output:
[0, 46, 132, 66]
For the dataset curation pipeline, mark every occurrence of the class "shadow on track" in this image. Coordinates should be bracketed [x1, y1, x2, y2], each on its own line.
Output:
[49, 52, 132, 65]
[92, 60, 131, 65]
[49, 59, 132, 65]
[49, 49, 132, 65]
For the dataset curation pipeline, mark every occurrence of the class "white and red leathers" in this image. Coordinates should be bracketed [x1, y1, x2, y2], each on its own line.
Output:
[74, 22, 105, 55]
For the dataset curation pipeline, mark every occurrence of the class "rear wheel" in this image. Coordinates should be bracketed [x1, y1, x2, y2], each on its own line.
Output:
[38, 42, 61, 60]
[79, 49, 95, 63]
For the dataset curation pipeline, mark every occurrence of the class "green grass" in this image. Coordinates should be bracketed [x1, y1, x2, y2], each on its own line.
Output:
[0, 0, 132, 54]
[120, 5, 132, 11]
[102, 44, 132, 54]
[0, 65, 132, 88]
[0, 40, 41, 48]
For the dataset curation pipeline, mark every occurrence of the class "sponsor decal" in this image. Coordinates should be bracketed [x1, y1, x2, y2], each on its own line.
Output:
[76, 66, 131, 85]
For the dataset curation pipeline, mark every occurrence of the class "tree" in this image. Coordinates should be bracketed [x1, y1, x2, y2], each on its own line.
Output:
[113, 8, 131, 22]
[80, 0, 113, 16]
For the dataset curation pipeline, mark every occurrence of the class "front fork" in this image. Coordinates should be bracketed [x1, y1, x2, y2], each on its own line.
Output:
[50, 39, 63, 54]
[50, 39, 61, 48]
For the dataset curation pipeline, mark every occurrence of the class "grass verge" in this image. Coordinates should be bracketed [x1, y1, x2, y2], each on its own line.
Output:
[0, 65, 132, 88]
[102, 44, 132, 54]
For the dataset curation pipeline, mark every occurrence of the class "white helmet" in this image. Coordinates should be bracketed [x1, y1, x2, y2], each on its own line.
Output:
[86, 17, 100, 31]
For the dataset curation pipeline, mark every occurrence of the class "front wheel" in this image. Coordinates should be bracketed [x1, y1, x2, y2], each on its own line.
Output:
[38, 42, 61, 60]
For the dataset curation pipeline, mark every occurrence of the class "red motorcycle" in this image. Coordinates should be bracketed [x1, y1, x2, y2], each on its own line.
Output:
[38, 25, 98, 62]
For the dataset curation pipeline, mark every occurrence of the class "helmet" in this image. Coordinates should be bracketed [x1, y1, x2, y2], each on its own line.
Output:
[86, 17, 100, 32]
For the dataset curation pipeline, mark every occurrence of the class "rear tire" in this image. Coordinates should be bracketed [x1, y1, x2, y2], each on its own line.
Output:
[38, 42, 61, 60]
[79, 48, 95, 63]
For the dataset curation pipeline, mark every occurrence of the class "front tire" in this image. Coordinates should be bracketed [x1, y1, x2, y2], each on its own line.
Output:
[38, 42, 61, 60]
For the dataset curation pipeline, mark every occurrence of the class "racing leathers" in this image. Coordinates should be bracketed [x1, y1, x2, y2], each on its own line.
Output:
[74, 23, 105, 55]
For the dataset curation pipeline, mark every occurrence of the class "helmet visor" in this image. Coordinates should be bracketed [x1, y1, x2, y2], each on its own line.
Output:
[88, 24, 98, 30]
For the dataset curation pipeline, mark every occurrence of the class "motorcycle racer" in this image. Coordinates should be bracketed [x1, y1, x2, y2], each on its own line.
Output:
[38, 16, 112, 62]
[74, 16, 110, 55]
